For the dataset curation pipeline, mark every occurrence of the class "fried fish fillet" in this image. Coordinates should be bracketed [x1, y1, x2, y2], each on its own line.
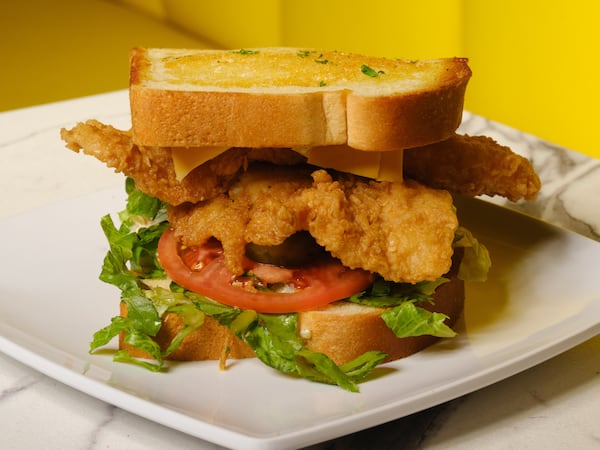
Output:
[61, 120, 245, 205]
[61, 120, 539, 282]
[404, 134, 541, 201]
[61, 120, 303, 205]
[61, 120, 540, 205]
[169, 164, 458, 283]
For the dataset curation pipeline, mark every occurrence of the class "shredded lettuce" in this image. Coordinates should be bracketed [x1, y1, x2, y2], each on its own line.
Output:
[241, 312, 386, 392]
[348, 277, 449, 307]
[348, 277, 456, 338]
[89, 179, 487, 391]
[454, 226, 491, 282]
[381, 303, 456, 338]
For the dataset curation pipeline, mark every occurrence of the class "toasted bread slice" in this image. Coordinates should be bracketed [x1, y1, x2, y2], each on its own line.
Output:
[119, 268, 464, 366]
[129, 47, 471, 151]
[119, 302, 255, 361]
[299, 271, 464, 365]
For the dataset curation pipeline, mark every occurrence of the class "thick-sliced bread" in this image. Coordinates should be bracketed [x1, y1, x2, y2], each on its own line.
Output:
[119, 270, 464, 366]
[119, 302, 255, 361]
[300, 272, 464, 365]
[129, 47, 471, 151]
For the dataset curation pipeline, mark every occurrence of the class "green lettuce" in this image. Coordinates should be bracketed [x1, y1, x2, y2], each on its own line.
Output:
[381, 303, 456, 338]
[348, 277, 456, 338]
[454, 226, 491, 282]
[241, 312, 385, 391]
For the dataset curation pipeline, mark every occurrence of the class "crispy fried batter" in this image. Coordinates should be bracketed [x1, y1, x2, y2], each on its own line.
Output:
[61, 120, 306, 205]
[299, 170, 457, 283]
[61, 121, 537, 281]
[61, 120, 245, 205]
[169, 163, 458, 283]
[62, 121, 540, 205]
[169, 164, 314, 276]
[404, 134, 541, 201]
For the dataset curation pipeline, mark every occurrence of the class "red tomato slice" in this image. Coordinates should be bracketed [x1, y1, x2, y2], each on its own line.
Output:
[157, 228, 374, 313]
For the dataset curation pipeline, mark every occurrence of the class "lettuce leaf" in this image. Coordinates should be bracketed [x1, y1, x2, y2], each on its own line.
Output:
[242, 313, 387, 392]
[98, 214, 140, 293]
[348, 277, 448, 307]
[381, 302, 456, 338]
[119, 177, 167, 227]
[348, 277, 456, 338]
[163, 303, 205, 355]
[454, 226, 491, 282]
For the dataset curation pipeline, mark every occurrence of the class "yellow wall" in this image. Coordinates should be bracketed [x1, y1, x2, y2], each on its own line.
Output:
[162, 0, 282, 48]
[281, 1, 462, 58]
[463, 1, 600, 158]
[160, 1, 462, 58]
[155, 0, 599, 158]
[3, 1, 598, 158]
[0, 0, 209, 112]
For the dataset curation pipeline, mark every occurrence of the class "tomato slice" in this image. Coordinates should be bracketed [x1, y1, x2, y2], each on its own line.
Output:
[157, 228, 374, 313]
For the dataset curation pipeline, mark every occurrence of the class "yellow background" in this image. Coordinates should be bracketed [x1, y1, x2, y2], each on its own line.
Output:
[2, 0, 598, 158]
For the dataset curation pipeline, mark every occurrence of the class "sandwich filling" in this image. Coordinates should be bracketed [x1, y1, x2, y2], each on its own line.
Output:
[168, 163, 457, 284]
[59, 47, 543, 392]
[94, 176, 487, 391]
[61, 119, 538, 391]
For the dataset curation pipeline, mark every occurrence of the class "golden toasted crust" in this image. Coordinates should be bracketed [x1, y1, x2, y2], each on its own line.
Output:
[118, 268, 463, 366]
[129, 47, 471, 150]
[346, 84, 467, 150]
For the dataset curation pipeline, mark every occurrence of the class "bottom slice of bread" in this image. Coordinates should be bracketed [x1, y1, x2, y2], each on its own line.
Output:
[119, 271, 464, 366]
[299, 274, 464, 365]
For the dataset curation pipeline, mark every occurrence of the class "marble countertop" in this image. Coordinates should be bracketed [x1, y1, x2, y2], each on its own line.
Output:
[1, 91, 600, 449]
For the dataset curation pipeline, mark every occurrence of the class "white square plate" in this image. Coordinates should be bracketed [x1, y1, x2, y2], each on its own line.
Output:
[1, 185, 600, 449]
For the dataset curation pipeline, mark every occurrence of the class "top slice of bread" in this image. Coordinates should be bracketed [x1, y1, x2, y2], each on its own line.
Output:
[129, 47, 471, 151]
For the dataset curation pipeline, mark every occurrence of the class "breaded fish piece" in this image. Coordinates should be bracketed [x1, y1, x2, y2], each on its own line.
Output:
[61, 120, 306, 205]
[170, 164, 458, 283]
[63, 121, 539, 206]
[404, 134, 541, 201]
[298, 170, 458, 283]
[61, 120, 245, 205]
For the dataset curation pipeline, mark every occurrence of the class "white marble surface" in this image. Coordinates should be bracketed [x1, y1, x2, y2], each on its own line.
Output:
[1, 91, 600, 449]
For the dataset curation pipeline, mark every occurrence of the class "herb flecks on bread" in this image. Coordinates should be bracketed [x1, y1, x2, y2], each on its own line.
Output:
[130, 47, 470, 150]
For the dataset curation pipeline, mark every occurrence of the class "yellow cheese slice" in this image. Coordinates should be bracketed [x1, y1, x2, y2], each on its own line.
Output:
[171, 145, 403, 182]
[298, 145, 404, 182]
[171, 146, 230, 180]
[378, 149, 405, 182]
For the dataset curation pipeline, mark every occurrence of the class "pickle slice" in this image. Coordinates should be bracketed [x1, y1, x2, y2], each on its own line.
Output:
[245, 231, 326, 266]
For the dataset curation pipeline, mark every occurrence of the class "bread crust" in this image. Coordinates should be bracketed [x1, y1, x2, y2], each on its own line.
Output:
[346, 83, 468, 150]
[129, 48, 470, 150]
[130, 88, 348, 149]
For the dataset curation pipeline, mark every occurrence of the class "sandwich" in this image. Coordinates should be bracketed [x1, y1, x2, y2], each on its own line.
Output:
[61, 47, 541, 392]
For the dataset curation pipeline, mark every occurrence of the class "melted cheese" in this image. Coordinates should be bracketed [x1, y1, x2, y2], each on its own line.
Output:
[171, 146, 230, 180]
[171, 146, 403, 182]
[298, 145, 403, 182]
